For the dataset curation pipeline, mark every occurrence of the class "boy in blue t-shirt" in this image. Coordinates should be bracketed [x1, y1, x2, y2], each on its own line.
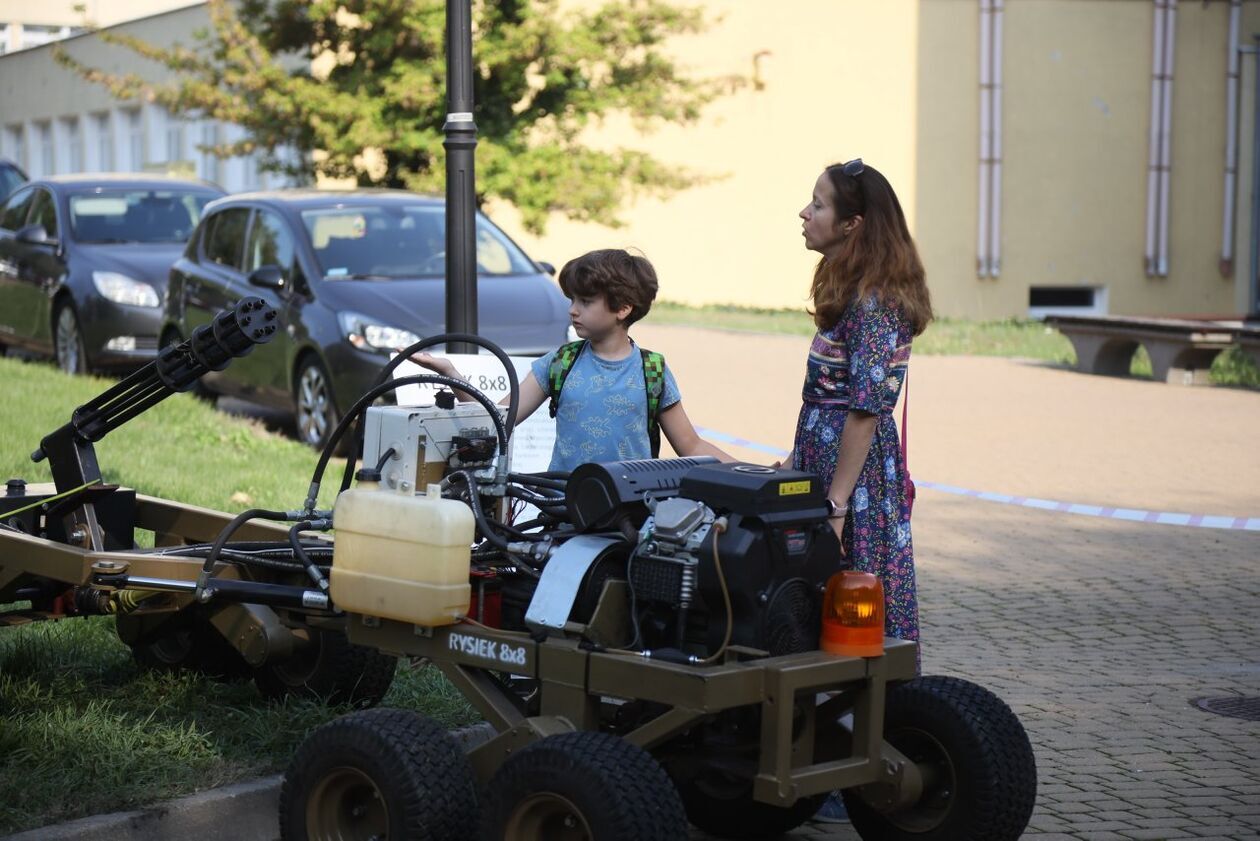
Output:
[411, 249, 732, 472]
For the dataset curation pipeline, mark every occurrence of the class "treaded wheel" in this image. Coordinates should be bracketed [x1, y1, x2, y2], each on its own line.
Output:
[279, 707, 477, 841]
[117, 612, 250, 680]
[482, 730, 688, 841]
[843, 675, 1037, 841]
[677, 769, 826, 840]
[253, 628, 397, 707]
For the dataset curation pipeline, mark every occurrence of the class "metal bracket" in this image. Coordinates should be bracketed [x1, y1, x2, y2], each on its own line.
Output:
[524, 535, 619, 634]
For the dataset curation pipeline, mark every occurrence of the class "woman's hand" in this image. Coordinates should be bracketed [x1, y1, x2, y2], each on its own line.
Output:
[829, 515, 848, 558]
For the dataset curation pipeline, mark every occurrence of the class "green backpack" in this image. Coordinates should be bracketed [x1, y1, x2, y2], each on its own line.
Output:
[546, 340, 667, 458]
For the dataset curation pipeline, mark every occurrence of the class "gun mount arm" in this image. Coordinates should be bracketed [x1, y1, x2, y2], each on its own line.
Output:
[28, 298, 277, 550]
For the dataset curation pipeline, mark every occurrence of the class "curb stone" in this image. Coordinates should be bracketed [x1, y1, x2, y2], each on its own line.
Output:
[2, 722, 499, 841]
[1, 776, 283, 841]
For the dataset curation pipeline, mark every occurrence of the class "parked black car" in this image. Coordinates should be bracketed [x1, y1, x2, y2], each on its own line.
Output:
[0, 174, 224, 372]
[0, 159, 27, 200]
[162, 189, 572, 448]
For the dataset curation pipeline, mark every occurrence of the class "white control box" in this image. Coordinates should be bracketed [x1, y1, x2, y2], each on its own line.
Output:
[361, 404, 507, 494]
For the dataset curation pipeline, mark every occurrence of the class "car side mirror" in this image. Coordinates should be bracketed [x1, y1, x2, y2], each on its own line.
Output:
[248, 264, 287, 291]
[16, 224, 55, 247]
[537, 261, 556, 275]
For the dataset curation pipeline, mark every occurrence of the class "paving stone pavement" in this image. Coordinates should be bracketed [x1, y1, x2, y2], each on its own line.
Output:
[635, 322, 1260, 841]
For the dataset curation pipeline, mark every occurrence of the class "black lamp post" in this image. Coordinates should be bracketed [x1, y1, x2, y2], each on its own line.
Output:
[443, 0, 478, 353]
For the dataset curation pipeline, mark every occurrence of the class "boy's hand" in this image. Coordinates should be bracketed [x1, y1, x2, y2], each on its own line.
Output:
[408, 352, 461, 380]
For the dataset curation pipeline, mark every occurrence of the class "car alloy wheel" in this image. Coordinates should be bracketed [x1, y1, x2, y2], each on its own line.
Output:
[55, 305, 87, 374]
[295, 359, 337, 448]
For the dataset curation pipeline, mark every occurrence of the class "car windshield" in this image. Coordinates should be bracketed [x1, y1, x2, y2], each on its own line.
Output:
[300, 204, 536, 279]
[68, 189, 217, 244]
[0, 165, 26, 200]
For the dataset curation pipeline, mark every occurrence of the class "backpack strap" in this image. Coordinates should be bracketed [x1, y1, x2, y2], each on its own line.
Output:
[641, 348, 666, 458]
[547, 340, 587, 418]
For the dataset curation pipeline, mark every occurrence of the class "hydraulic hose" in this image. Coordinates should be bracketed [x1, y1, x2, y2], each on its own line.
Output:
[508, 472, 568, 492]
[289, 520, 332, 591]
[196, 508, 301, 598]
[446, 470, 511, 552]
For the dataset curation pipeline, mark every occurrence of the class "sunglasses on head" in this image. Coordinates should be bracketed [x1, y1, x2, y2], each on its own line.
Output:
[841, 158, 864, 177]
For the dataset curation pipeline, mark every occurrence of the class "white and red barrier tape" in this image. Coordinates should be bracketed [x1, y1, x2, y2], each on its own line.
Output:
[694, 427, 1260, 532]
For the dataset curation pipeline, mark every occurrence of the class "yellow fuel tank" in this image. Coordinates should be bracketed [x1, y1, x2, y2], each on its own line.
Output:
[330, 483, 473, 626]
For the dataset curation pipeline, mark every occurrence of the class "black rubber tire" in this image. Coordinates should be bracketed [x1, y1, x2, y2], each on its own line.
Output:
[118, 613, 251, 680]
[482, 730, 689, 841]
[279, 707, 477, 841]
[293, 355, 342, 452]
[843, 675, 1037, 841]
[122, 617, 196, 673]
[677, 770, 826, 840]
[253, 628, 397, 707]
[53, 303, 88, 375]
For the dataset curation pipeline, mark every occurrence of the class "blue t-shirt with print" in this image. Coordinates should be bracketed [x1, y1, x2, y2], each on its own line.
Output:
[529, 342, 681, 472]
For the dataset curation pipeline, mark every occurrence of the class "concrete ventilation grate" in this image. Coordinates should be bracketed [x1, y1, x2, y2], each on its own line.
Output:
[1190, 696, 1260, 722]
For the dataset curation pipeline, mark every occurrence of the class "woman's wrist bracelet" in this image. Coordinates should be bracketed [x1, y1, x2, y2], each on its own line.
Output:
[825, 498, 849, 519]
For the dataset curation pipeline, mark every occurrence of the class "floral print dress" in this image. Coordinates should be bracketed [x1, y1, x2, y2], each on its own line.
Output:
[793, 296, 918, 648]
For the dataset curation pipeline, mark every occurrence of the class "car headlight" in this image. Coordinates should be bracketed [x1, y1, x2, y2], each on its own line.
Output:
[92, 272, 160, 308]
[338, 310, 421, 352]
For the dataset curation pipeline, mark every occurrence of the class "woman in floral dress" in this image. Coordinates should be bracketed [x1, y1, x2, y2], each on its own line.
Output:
[784, 159, 933, 653]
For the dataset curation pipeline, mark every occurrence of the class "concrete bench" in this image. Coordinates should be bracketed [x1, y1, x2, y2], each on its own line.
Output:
[1043, 315, 1237, 385]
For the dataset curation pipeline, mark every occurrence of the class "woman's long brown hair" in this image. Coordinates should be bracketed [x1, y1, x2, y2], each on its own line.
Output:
[809, 163, 934, 335]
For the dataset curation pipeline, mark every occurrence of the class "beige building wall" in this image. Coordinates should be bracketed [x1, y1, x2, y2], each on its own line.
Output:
[919, 0, 1251, 319]
[0, 0, 195, 27]
[490, 0, 921, 313]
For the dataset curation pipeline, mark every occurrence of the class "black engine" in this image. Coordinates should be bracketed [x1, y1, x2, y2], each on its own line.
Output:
[564, 459, 841, 659]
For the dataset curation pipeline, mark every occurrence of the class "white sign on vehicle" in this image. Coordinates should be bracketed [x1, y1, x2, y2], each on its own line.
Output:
[391, 352, 555, 474]
[448, 631, 528, 666]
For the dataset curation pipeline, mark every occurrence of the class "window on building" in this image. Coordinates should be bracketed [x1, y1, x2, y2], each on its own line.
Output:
[63, 116, 82, 173]
[3, 124, 23, 169]
[242, 152, 261, 190]
[0, 24, 10, 56]
[166, 117, 185, 165]
[35, 122, 53, 176]
[126, 109, 143, 171]
[1028, 286, 1107, 318]
[94, 113, 113, 171]
[18, 24, 82, 50]
[198, 121, 221, 184]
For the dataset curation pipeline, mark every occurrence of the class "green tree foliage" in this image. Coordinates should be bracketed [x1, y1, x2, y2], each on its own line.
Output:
[56, 0, 739, 232]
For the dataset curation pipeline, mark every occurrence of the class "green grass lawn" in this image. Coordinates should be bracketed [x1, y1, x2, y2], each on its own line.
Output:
[0, 357, 477, 834]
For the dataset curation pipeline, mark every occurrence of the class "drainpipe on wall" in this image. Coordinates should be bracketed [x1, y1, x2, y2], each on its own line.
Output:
[978, 0, 992, 278]
[1157, 0, 1178, 277]
[1221, 0, 1242, 278]
[977, 0, 1003, 278]
[1145, 0, 1168, 277]
[989, 0, 1004, 278]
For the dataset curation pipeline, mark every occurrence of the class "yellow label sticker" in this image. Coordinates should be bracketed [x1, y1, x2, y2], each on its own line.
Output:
[779, 480, 811, 496]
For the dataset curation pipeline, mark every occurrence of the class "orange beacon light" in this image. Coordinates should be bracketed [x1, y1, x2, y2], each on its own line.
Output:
[820, 571, 885, 657]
